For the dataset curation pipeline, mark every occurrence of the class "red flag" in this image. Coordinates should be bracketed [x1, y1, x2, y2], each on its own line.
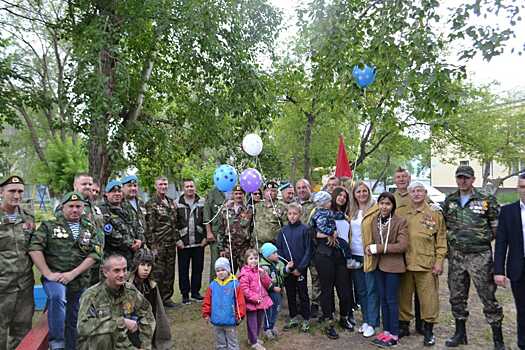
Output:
[335, 135, 352, 178]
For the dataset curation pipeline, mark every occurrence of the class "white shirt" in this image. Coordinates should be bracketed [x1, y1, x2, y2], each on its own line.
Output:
[520, 201, 525, 256]
[350, 210, 365, 256]
[336, 219, 350, 243]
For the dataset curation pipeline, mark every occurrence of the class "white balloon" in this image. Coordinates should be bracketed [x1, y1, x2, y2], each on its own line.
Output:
[242, 133, 263, 156]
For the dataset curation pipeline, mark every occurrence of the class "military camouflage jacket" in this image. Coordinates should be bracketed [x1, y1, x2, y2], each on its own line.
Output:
[123, 198, 147, 243]
[29, 217, 102, 291]
[253, 200, 287, 243]
[145, 194, 178, 247]
[218, 203, 253, 252]
[0, 206, 35, 293]
[203, 187, 226, 236]
[442, 188, 499, 253]
[299, 198, 316, 227]
[99, 201, 136, 261]
[77, 281, 155, 350]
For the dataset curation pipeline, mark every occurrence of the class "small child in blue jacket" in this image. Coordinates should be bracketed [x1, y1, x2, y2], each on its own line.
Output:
[202, 257, 246, 350]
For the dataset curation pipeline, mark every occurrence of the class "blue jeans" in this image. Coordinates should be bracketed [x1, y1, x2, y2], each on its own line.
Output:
[264, 291, 282, 331]
[352, 255, 380, 327]
[42, 279, 84, 350]
[374, 269, 401, 336]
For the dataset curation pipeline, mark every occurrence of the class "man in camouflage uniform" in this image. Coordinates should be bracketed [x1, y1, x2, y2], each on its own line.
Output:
[204, 185, 227, 280]
[280, 182, 296, 204]
[443, 165, 505, 350]
[145, 176, 179, 308]
[397, 181, 447, 346]
[121, 175, 147, 247]
[253, 180, 287, 244]
[0, 176, 35, 350]
[77, 254, 155, 349]
[99, 180, 141, 264]
[218, 185, 253, 273]
[29, 192, 102, 350]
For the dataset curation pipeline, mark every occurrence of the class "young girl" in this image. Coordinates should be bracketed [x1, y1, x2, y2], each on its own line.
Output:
[129, 248, 173, 350]
[202, 257, 246, 350]
[364, 192, 408, 348]
[238, 249, 273, 350]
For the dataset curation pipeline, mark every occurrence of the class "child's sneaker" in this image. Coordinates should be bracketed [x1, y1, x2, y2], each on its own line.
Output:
[271, 328, 279, 338]
[301, 320, 310, 332]
[283, 317, 299, 331]
[251, 343, 266, 350]
[347, 258, 363, 269]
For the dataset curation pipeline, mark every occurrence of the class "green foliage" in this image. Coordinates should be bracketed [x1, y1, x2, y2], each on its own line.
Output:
[179, 158, 217, 196]
[35, 137, 88, 195]
[496, 191, 519, 205]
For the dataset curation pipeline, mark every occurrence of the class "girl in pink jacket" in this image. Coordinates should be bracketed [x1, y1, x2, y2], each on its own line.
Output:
[238, 249, 273, 350]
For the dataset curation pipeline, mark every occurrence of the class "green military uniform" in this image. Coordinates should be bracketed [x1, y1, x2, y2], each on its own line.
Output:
[99, 201, 137, 263]
[218, 203, 253, 272]
[204, 187, 226, 280]
[123, 198, 147, 244]
[253, 200, 287, 244]
[398, 202, 447, 324]
[145, 194, 179, 303]
[394, 190, 411, 210]
[442, 187, 503, 324]
[0, 175, 35, 350]
[77, 281, 156, 350]
[299, 198, 315, 225]
[29, 216, 103, 292]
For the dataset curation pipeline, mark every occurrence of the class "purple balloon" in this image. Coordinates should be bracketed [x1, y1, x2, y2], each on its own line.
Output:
[240, 168, 262, 193]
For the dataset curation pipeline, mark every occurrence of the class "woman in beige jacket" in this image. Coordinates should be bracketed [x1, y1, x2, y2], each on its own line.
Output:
[363, 192, 408, 348]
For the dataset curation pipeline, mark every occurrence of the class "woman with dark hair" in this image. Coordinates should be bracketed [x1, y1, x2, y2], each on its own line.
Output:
[331, 187, 358, 326]
[363, 192, 408, 348]
[310, 190, 353, 339]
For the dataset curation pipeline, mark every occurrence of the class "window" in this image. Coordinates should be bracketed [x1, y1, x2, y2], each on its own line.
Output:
[511, 159, 525, 174]
[459, 160, 469, 166]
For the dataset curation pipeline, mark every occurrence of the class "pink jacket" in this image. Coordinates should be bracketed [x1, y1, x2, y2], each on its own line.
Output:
[238, 265, 273, 311]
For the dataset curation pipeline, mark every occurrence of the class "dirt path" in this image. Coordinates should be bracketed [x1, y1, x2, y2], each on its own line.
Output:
[169, 251, 519, 350]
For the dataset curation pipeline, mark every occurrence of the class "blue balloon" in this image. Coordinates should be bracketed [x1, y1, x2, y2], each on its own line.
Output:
[213, 164, 238, 192]
[352, 64, 376, 89]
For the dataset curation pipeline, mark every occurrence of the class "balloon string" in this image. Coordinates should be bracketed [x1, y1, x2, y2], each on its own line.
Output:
[225, 206, 241, 321]
[250, 192, 270, 330]
[203, 200, 227, 225]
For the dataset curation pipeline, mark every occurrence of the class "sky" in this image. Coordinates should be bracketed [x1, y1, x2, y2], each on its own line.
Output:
[270, 0, 525, 94]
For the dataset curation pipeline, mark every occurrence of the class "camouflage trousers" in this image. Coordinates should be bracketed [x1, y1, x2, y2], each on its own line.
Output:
[154, 240, 177, 303]
[309, 264, 321, 306]
[209, 241, 220, 281]
[447, 247, 503, 324]
[0, 287, 34, 350]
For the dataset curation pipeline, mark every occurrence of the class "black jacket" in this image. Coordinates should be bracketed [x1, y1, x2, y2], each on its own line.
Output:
[176, 195, 205, 247]
[494, 201, 525, 281]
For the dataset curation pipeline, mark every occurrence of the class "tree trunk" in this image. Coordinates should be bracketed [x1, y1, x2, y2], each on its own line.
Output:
[482, 160, 491, 187]
[303, 111, 315, 180]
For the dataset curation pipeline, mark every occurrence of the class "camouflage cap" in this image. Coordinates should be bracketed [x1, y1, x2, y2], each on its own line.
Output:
[105, 179, 122, 193]
[61, 191, 85, 205]
[232, 185, 244, 193]
[264, 180, 279, 190]
[455, 165, 475, 178]
[0, 175, 24, 187]
[121, 174, 138, 185]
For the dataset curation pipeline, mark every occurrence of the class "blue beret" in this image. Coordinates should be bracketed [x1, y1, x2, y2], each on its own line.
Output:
[121, 175, 138, 185]
[105, 179, 122, 193]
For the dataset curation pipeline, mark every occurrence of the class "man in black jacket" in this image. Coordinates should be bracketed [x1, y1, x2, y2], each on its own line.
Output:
[176, 179, 206, 305]
[494, 173, 525, 350]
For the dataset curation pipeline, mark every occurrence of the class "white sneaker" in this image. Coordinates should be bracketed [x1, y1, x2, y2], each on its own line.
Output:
[251, 343, 266, 350]
[363, 324, 375, 338]
[358, 322, 368, 333]
[263, 329, 274, 340]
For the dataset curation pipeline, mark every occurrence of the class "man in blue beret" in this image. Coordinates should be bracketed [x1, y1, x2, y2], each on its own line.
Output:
[121, 175, 146, 250]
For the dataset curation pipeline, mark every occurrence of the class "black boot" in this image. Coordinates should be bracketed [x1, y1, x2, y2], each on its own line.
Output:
[491, 322, 506, 350]
[415, 294, 424, 335]
[325, 321, 339, 340]
[423, 321, 436, 346]
[445, 319, 468, 347]
[399, 320, 410, 338]
[339, 317, 354, 331]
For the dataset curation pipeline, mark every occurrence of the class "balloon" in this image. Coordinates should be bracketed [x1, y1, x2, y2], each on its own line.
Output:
[213, 165, 238, 192]
[239, 168, 262, 193]
[242, 133, 263, 156]
[352, 64, 376, 89]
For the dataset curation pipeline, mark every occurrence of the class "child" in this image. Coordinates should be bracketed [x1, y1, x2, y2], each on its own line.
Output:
[202, 257, 246, 350]
[310, 191, 358, 268]
[276, 203, 312, 332]
[238, 249, 273, 350]
[259, 243, 293, 339]
[129, 248, 173, 350]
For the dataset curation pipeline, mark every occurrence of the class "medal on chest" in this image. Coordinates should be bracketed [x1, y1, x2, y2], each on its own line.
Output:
[53, 227, 69, 239]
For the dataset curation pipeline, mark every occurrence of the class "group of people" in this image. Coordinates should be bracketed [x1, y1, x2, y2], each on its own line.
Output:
[0, 164, 524, 350]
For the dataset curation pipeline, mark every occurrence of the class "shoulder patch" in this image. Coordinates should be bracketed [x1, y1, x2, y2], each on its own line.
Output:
[103, 224, 113, 233]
